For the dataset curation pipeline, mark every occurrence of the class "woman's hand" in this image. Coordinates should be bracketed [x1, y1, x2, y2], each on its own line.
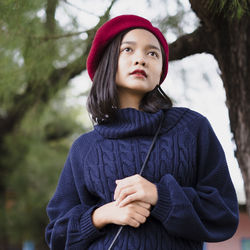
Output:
[92, 175, 157, 229]
[114, 174, 158, 207]
[92, 201, 151, 229]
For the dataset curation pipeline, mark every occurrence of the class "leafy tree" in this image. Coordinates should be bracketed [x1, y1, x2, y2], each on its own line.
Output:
[2, 91, 85, 249]
[0, 0, 115, 248]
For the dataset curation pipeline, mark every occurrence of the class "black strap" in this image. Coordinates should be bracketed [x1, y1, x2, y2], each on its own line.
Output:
[108, 116, 164, 250]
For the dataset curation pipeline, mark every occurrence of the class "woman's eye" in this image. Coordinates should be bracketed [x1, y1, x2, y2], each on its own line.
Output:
[148, 51, 158, 57]
[122, 47, 132, 52]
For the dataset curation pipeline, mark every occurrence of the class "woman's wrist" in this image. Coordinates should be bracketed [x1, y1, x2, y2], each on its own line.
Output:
[92, 204, 110, 229]
[151, 183, 158, 206]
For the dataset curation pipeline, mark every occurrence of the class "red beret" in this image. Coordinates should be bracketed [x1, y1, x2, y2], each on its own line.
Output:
[87, 14, 169, 84]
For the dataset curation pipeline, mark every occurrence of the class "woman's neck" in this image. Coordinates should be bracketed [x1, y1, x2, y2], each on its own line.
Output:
[118, 89, 143, 110]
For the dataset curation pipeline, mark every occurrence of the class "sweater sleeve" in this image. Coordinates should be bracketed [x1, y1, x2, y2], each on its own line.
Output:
[150, 116, 239, 242]
[45, 142, 106, 249]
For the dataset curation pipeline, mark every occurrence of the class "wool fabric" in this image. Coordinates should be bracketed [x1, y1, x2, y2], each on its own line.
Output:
[45, 107, 239, 250]
[87, 15, 169, 84]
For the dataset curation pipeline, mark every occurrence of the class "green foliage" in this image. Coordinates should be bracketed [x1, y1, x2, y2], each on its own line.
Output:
[4, 95, 87, 246]
[0, 0, 46, 105]
[0, 0, 84, 110]
[208, 0, 249, 19]
[152, 0, 199, 41]
[0, 1, 91, 247]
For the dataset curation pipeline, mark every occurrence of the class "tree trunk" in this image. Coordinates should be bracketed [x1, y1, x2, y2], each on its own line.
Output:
[212, 17, 250, 215]
[187, 0, 250, 215]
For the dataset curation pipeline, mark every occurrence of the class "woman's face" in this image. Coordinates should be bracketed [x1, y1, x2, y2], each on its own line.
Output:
[115, 28, 163, 102]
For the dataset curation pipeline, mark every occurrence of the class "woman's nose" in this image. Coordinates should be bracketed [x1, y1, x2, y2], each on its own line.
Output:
[134, 52, 146, 66]
[135, 60, 146, 66]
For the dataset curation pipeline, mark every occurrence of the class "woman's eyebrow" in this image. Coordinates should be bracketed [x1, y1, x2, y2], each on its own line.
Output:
[121, 41, 160, 51]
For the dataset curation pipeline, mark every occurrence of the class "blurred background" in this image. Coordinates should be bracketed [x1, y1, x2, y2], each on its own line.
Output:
[0, 0, 249, 249]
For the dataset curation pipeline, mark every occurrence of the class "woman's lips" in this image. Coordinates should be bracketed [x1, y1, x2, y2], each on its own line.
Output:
[130, 69, 147, 78]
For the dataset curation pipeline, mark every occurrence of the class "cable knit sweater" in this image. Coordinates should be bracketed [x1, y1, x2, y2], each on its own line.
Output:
[45, 107, 239, 250]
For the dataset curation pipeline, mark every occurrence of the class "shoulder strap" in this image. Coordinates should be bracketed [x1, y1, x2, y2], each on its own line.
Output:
[139, 114, 164, 175]
[108, 115, 164, 250]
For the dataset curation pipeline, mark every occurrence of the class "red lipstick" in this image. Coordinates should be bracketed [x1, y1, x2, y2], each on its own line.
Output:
[130, 69, 147, 78]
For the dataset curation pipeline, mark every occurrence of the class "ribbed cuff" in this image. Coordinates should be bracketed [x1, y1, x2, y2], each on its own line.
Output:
[151, 175, 172, 222]
[79, 206, 106, 241]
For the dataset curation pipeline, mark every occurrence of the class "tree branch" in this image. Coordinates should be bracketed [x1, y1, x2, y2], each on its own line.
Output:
[62, 0, 99, 17]
[189, 0, 249, 25]
[189, 0, 213, 25]
[0, 0, 116, 136]
[45, 0, 58, 34]
[33, 30, 88, 41]
[168, 26, 214, 61]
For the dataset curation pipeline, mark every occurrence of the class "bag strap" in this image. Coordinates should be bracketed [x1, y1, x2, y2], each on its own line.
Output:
[108, 115, 164, 250]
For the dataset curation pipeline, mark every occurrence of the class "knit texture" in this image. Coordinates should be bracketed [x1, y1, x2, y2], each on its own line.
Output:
[45, 107, 239, 250]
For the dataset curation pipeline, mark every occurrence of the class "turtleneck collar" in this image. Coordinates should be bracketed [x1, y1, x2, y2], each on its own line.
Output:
[94, 107, 187, 139]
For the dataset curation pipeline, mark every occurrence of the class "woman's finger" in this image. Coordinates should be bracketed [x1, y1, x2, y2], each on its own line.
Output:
[135, 201, 151, 210]
[127, 217, 141, 228]
[114, 174, 141, 200]
[114, 183, 134, 201]
[118, 193, 139, 207]
[116, 186, 137, 205]
[132, 212, 147, 225]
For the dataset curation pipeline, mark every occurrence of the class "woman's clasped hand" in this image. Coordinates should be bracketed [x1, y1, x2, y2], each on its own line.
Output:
[92, 174, 158, 229]
[114, 174, 158, 207]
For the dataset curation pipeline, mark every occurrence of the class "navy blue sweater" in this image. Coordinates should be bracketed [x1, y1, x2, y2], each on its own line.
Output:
[45, 107, 239, 250]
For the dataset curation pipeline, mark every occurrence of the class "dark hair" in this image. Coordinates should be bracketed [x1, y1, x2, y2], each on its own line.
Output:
[86, 29, 172, 124]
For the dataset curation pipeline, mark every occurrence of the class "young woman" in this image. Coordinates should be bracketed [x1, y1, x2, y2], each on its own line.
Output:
[45, 15, 239, 250]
